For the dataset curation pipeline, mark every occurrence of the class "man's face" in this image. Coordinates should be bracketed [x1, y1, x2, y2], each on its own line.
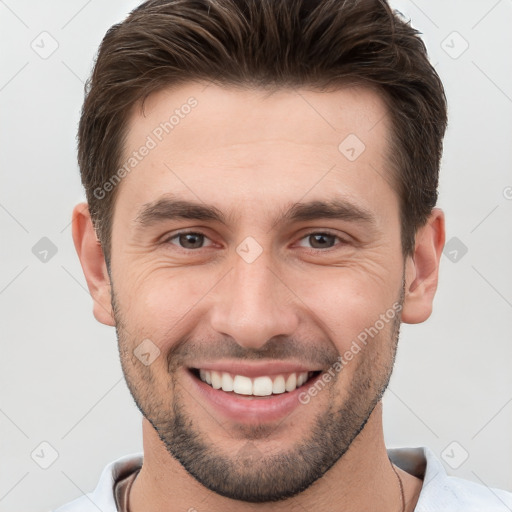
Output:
[109, 83, 406, 502]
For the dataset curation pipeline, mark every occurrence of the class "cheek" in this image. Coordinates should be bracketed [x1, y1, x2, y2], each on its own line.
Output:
[115, 244, 402, 354]
[142, 265, 222, 309]
[118, 265, 222, 345]
[289, 262, 401, 351]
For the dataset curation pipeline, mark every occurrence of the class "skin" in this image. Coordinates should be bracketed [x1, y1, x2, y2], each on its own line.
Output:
[72, 82, 444, 511]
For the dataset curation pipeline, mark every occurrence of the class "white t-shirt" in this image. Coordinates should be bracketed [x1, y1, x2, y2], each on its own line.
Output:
[53, 446, 512, 511]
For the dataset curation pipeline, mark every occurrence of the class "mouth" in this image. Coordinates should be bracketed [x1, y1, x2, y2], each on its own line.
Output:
[185, 363, 326, 423]
[189, 368, 323, 398]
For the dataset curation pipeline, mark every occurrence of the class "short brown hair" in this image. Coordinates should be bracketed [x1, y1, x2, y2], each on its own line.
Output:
[78, 0, 447, 266]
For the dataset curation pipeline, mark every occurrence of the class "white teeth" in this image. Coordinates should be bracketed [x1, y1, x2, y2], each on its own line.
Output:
[197, 369, 317, 396]
[233, 375, 253, 395]
[272, 375, 286, 394]
[221, 372, 234, 392]
[211, 371, 222, 389]
[285, 373, 297, 392]
[253, 376, 273, 396]
[297, 372, 308, 387]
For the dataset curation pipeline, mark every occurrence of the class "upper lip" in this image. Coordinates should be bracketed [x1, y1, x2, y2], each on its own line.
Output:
[190, 361, 324, 378]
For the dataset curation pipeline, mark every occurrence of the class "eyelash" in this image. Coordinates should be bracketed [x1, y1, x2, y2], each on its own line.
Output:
[163, 230, 348, 252]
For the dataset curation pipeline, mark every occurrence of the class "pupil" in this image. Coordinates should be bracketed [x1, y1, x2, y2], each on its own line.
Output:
[180, 233, 203, 248]
[310, 233, 334, 248]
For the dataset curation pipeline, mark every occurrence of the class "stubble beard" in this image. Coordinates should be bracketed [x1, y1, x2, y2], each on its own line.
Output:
[112, 277, 405, 503]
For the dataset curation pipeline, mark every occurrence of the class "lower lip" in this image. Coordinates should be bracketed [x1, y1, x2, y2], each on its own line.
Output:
[185, 369, 323, 424]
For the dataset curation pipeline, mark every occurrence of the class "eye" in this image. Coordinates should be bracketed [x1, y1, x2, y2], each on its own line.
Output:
[297, 232, 345, 250]
[163, 230, 347, 252]
[165, 231, 213, 250]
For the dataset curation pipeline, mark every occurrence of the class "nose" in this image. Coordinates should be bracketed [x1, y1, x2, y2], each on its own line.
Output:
[209, 250, 300, 350]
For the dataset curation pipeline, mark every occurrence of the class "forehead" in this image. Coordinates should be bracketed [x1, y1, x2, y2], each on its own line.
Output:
[115, 82, 397, 230]
[128, 82, 390, 155]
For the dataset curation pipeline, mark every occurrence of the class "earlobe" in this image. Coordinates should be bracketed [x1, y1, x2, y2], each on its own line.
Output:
[71, 202, 115, 326]
[401, 208, 445, 324]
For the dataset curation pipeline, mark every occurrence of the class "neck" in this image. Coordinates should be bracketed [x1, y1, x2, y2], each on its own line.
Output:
[130, 403, 422, 512]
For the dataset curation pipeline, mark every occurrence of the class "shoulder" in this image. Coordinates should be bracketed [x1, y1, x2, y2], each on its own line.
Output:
[388, 446, 512, 512]
[52, 452, 143, 512]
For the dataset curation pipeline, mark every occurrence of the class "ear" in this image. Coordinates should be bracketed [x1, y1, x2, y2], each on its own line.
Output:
[71, 202, 115, 326]
[401, 208, 445, 324]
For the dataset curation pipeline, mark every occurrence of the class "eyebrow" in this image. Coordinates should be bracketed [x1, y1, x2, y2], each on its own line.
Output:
[133, 194, 377, 231]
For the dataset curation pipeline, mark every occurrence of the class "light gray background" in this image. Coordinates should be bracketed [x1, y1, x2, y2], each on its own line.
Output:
[1, 1, 511, 511]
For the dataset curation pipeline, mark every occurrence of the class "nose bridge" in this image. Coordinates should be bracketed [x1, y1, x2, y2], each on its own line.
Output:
[209, 246, 299, 349]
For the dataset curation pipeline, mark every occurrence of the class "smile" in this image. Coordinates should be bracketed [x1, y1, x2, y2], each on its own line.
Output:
[186, 361, 326, 423]
[191, 368, 322, 397]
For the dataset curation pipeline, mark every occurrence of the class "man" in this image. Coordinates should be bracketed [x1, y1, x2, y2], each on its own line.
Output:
[55, 0, 512, 510]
